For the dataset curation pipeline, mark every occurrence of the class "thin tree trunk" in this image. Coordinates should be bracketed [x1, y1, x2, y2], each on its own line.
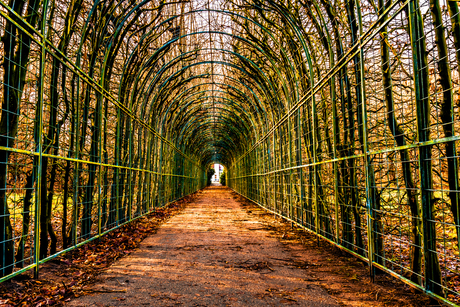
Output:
[15, 169, 35, 267]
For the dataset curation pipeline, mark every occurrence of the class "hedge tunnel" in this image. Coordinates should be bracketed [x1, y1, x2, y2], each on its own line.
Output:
[0, 0, 459, 304]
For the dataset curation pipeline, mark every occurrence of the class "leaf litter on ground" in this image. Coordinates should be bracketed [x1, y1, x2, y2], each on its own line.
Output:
[0, 194, 197, 307]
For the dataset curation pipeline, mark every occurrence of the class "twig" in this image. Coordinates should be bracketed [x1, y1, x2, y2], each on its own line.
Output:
[86, 288, 127, 293]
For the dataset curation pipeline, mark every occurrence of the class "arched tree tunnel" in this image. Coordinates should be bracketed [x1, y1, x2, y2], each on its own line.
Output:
[0, 0, 459, 304]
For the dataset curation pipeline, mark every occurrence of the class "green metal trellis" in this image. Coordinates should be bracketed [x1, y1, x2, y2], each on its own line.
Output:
[0, 0, 459, 306]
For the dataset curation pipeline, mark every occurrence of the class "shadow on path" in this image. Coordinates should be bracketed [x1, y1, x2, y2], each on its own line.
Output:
[67, 186, 431, 306]
[67, 186, 337, 306]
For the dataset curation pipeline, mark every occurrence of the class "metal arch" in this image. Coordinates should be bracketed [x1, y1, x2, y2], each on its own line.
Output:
[174, 109, 254, 151]
[111, 12, 306, 126]
[130, 56, 278, 129]
[0, 1, 459, 305]
[147, 7, 303, 88]
[181, 121, 247, 156]
[117, 26, 296, 119]
[141, 60, 279, 134]
[181, 132, 241, 165]
[157, 82, 265, 137]
[135, 42, 295, 122]
[182, 128, 245, 165]
[156, 75, 270, 133]
[161, 89, 260, 140]
[229, 0, 317, 166]
[173, 109, 254, 153]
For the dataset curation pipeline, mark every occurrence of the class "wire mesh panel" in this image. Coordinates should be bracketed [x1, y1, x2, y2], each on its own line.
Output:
[227, 0, 460, 304]
[0, 0, 459, 305]
[0, 0, 206, 283]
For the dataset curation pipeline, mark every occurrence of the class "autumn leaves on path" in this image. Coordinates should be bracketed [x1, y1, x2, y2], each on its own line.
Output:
[67, 186, 338, 306]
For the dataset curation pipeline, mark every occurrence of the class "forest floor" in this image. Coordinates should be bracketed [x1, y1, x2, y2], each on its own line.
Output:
[62, 185, 438, 307]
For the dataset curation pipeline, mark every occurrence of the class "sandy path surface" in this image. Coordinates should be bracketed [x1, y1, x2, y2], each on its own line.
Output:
[67, 186, 338, 306]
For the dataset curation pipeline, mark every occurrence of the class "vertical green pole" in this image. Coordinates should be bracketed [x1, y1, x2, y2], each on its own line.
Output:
[114, 110, 121, 224]
[353, 0, 375, 277]
[408, 0, 443, 294]
[297, 109, 305, 227]
[34, 0, 49, 278]
[361, 40, 374, 273]
[260, 143, 264, 205]
[236, 162, 238, 192]
[266, 139, 270, 209]
[73, 79, 81, 243]
[272, 132, 276, 212]
[244, 156, 247, 196]
[311, 94, 319, 235]
[242, 158, 244, 194]
[154, 136, 159, 210]
[97, 96, 104, 235]
[331, 75, 339, 243]
[128, 121, 133, 221]
[146, 134, 152, 212]
[255, 149, 257, 202]
[281, 128, 285, 216]
[245, 155, 248, 197]
[288, 114, 293, 223]
[158, 141, 164, 207]
[258, 148, 261, 203]
[243, 156, 245, 195]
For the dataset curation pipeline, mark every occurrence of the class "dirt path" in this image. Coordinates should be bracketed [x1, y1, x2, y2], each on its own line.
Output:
[66, 186, 433, 307]
[67, 186, 337, 306]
